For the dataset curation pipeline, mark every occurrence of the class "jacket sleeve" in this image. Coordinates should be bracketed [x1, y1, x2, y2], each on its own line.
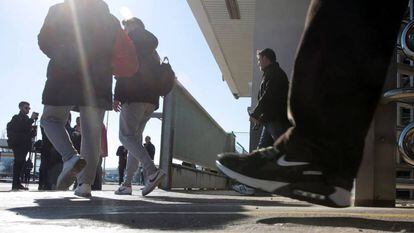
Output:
[38, 5, 60, 58]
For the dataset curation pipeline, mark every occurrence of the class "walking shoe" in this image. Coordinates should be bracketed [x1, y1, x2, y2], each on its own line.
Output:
[74, 183, 91, 198]
[56, 155, 86, 190]
[216, 147, 351, 208]
[142, 169, 166, 196]
[18, 184, 29, 190]
[115, 185, 132, 195]
[232, 184, 255, 195]
[11, 184, 29, 191]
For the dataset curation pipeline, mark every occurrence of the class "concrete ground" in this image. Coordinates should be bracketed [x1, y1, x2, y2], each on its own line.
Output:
[1, 183, 414, 232]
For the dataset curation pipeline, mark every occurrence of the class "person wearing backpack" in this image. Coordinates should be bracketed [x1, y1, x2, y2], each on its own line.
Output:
[7, 101, 38, 191]
[113, 17, 166, 196]
[38, 0, 137, 197]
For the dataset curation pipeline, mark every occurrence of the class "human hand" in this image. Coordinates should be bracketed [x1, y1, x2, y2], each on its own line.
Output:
[249, 117, 259, 125]
[31, 112, 39, 120]
[113, 100, 122, 112]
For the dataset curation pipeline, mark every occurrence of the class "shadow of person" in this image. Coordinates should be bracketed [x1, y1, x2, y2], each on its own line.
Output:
[8, 196, 249, 231]
[257, 217, 414, 232]
[146, 195, 311, 207]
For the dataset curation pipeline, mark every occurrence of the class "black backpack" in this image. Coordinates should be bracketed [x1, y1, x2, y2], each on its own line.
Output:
[156, 57, 176, 96]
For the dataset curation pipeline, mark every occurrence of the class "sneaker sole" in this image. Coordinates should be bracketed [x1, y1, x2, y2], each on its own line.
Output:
[142, 172, 166, 196]
[74, 192, 91, 198]
[114, 191, 132, 195]
[56, 159, 86, 190]
[216, 161, 350, 208]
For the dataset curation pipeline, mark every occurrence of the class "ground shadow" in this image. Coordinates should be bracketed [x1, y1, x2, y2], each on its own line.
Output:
[8, 194, 277, 231]
[257, 217, 414, 232]
[147, 195, 311, 207]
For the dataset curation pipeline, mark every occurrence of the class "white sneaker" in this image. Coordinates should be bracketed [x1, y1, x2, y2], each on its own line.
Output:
[142, 169, 166, 196]
[115, 185, 132, 195]
[232, 184, 255, 196]
[56, 155, 86, 190]
[74, 183, 91, 198]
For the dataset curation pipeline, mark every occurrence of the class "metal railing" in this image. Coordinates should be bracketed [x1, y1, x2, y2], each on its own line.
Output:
[159, 81, 235, 189]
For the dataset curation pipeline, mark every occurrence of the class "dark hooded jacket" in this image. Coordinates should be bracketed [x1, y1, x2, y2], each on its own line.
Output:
[7, 112, 35, 150]
[251, 62, 290, 124]
[38, 0, 122, 110]
[114, 28, 160, 109]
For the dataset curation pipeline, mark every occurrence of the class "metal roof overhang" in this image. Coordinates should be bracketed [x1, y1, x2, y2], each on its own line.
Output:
[186, 0, 255, 98]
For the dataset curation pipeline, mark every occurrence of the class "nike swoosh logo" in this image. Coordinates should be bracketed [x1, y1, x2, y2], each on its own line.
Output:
[149, 172, 159, 183]
[277, 155, 309, 167]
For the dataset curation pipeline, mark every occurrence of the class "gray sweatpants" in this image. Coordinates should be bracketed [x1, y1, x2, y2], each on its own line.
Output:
[40, 105, 105, 184]
[119, 102, 157, 186]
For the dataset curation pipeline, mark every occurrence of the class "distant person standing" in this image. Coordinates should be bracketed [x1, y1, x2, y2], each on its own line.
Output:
[91, 123, 108, 191]
[144, 136, 155, 161]
[116, 145, 128, 185]
[38, 0, 128, 197]
[71, 117, 81, 154]
[7, 101, 38, 191]
[231, 49, 290, 196]
[250, 48, 290, 148]
[114, 17, 165, 196]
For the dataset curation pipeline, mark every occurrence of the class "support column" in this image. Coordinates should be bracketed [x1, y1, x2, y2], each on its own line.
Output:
[250, 0, 309, 151]
[355, 56, 397, 207]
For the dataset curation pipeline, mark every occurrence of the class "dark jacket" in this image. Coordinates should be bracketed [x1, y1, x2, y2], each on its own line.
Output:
[38, 0, 122, 110]
[114, 28, 160, 109]
[7, 112, 35, 150]
[116, 145, 127, 168]
[144, 142, 155, 161]
[251, 63, 290, 124]
[116, 145, 128, 158]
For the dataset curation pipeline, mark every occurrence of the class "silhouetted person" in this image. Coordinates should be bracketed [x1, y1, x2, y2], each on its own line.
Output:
[7, 101, 37, 191]
[38, 0, 125, 197]
[143, 136, 155, 161]
[91, 123, 107, 190]
[116, 145, 128, 185]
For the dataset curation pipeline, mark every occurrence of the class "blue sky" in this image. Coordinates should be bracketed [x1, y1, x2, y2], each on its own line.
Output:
[0, 0, 251, 169]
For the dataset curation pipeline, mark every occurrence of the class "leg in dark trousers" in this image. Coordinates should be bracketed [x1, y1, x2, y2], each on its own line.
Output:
[258, 121, 290, 149]
[118, 160, 126, 185]
[217, 0, 409, 207]
[276, 0, 408, 188]
[12, 148, 28, 189]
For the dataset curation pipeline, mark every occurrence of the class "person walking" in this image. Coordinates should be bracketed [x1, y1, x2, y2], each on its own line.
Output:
[114, 17, 165, 196]
[38, 0, 134, 197]
[143, 136, 155, 161]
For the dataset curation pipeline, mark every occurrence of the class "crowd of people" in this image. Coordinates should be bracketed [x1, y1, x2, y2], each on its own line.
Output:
[6, 0, 167, 197]
[4, 0, 411, 209]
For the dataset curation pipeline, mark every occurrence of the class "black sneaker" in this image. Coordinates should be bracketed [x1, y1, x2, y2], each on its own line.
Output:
[216, 147, 351, 208]
[12, 184, 29, 191]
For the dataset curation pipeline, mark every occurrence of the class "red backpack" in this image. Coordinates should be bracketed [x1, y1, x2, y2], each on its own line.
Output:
[112, 29, 139, 77]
